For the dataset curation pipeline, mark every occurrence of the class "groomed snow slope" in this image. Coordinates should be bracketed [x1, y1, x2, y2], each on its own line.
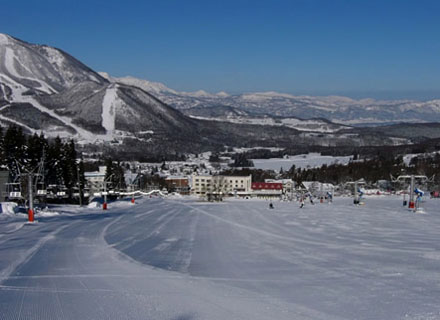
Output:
[1, 197, 439, 319]
[252, 153, 353, 171]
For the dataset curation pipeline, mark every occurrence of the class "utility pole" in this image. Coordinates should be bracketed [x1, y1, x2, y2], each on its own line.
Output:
[391, 174, 433, 212]
[354, 180, 359, 205]
[77, 165, 82, 207]
[320, 182, 324, 203]
[103, 179, 107, 210]
[27, 174, 34, 222]
[102, 173, 114, 210]
[346, 179, 365, 205]
[409, 175, 415, 209]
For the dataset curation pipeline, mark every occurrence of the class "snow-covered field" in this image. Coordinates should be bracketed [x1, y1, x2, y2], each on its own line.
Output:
[252, 153, 353, 171]
[0, 196, 439, 319]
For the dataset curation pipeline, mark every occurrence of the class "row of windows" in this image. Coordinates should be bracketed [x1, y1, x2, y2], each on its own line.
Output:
[194, 178, 247, 183]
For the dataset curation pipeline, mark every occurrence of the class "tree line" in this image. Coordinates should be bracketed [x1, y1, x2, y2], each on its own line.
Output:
[282, 154, 440, 189]
[220, 153, 440, 190]
[0, 126, 85, 199]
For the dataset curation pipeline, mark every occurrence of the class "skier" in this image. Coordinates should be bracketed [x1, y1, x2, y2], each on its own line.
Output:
[414, 188, 424, 212]
[326, 191, 333, 203]
[269, 201, 274, 209]
[308, 193, 314, 205]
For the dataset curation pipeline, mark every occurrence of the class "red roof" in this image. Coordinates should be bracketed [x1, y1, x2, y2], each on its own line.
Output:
[251, 182, 283, 190]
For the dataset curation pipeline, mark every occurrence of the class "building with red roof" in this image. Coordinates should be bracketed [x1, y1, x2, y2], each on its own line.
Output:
[251, 182, 283, 199]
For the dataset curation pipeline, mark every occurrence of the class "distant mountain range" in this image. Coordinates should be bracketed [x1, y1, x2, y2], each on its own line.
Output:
[1, 33, 440, 158]
[101, 73, 440, 126]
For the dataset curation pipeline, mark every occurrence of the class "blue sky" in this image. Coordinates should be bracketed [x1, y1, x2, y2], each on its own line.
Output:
[2, 0, 440, 99]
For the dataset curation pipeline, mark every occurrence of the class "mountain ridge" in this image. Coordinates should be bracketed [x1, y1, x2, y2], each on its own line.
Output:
[2, 33, 440, 159]
[103, 72, 440, 125]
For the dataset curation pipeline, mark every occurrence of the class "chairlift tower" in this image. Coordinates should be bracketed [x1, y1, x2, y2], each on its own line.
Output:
[391, 174, 433, 212]
[15, 158, 45, 223]
[346, 179, 366, 205]
[102, 173, 114, 210]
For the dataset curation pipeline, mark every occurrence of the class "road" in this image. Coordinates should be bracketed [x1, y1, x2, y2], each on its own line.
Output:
[1, 197, 440, 319]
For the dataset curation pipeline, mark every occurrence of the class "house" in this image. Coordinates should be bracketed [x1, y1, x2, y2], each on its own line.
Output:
[251, 182, 283, 199]
[265, 179, 295, 194]
[165, 176, 190, 195]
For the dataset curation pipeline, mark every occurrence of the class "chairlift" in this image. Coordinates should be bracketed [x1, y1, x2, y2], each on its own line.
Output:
[36, 182, 47, 197]
[46, 185, 57, 199]
[56, 185, 69, 199]
[83, 187, 90, 199]
[5, 182, 23, 200]
[72, 186, 81, 198]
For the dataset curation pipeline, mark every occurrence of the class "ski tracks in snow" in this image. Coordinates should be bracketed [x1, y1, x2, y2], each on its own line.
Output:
[0, 224, 70, 283]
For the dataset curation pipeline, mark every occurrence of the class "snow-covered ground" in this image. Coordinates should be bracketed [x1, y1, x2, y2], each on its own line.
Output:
[0, 196, 439, 319]
[252, 153, 353, 171]
[188, 115, 348, 133]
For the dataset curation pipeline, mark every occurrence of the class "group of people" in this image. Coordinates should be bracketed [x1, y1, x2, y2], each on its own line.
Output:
[269, 192, 333, 209]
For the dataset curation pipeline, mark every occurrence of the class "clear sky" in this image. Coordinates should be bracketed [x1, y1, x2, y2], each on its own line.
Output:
[2, 0, 440, 100]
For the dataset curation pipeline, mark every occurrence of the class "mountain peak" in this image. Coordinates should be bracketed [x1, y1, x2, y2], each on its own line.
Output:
[216, 91, 229, 97]
[98, 72, 114, 82]
[0, 33, 10, 44]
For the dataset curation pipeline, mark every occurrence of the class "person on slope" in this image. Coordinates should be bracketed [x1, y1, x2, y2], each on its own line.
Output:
[300, 197, 305, 209]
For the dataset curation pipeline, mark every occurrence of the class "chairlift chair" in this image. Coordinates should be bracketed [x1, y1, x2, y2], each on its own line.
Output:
[56, 185, 69, 199]
[72, 187, 81, 198]
[83, 187, 90, 198]
[5, 182, 23, 200]
[46, 185, 57, 199]
[36, 182, 47, 197]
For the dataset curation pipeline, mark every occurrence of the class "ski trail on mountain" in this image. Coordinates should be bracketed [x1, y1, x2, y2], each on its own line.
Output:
[102, 85, 120, 137]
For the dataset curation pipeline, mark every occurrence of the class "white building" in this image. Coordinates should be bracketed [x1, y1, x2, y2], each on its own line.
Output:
[84, 166, 106, 194]
[265, 179, 295, 194]
[191, 174, 252, 197]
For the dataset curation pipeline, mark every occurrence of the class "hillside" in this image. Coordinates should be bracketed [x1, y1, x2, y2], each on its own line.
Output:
[1, 33, 440, 159]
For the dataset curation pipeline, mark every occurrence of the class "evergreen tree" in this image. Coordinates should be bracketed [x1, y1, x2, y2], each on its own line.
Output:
[231, 153, 254, 167]
[3, 126, 27, 178]
[0, 127, 4, 167]
[113, 161, 126, 190]
[46, 136, 64, 185]
[26, 133, 47, 171]
[77, 158, 86, 203]
[103, 159, 126, 191]
[62, 140, 78, 194]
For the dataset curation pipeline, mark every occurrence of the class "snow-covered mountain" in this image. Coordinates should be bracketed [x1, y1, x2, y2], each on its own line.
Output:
[105, 73, 440, 126]
[2, 33, 440, 158]
[0, 33, 106, 95]
[102, 74, 351, 132]
[0, 33, 199, 145]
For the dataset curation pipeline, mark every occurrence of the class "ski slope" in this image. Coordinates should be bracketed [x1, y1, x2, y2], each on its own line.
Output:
[0, 197, 439, 319]
[252, 153, 353, 171]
